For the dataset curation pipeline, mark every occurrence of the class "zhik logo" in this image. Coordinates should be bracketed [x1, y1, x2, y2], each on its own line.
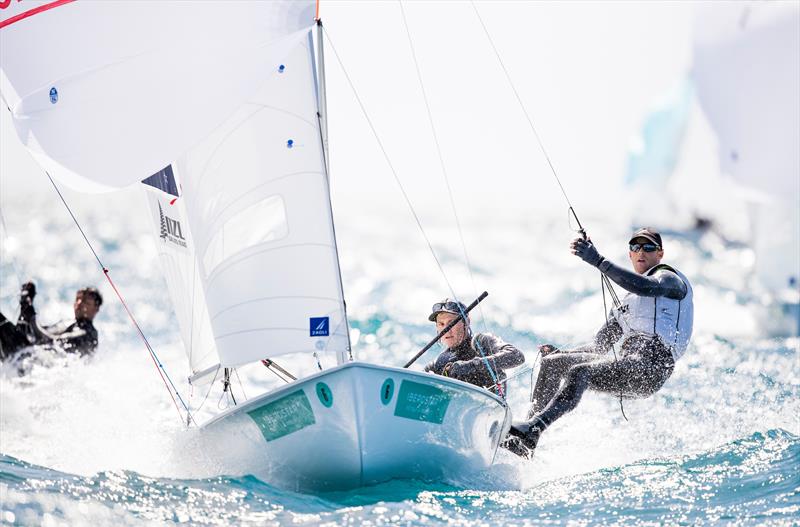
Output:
[310, 317, 330, 337]
[158, 202, 187, 248]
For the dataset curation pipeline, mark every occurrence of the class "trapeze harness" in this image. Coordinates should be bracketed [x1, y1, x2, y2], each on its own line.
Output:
[612, 263, 694, 363]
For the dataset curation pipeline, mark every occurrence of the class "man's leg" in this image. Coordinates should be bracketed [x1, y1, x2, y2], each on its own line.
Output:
[529, 352, 605, 416]
[511, 347, 670, 451]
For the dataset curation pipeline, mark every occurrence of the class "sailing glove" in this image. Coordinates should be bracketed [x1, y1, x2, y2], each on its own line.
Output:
[571, 238, 604, 268]
[444, 359, 477, 380]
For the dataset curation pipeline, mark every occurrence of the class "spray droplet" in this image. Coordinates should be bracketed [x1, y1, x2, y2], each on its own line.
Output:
[287, 139, 294, 148]
[278, 64, 286, 73]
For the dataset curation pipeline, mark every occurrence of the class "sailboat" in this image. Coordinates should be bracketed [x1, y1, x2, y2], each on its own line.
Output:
[1, 1, 511, 489]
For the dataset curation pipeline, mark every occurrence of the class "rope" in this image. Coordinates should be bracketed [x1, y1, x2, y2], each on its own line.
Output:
[601, 276, 629, 422]
[321, 25, 457, 297]
[471, 3, 633, 410]
[234, 367, 247, 401]
[469, 1, 574, 210]
[189, 367, 220, 417]
[45, 172, 194, 426]
[397, 1, 483, 319]
[397, 1, 501, 393]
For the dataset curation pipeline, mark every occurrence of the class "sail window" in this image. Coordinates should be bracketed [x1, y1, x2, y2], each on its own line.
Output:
[203, 195, 289, 274]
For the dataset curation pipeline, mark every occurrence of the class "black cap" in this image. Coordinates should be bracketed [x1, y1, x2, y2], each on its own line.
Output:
[629, 227, 662, 248]
[429, 299, 468, 322]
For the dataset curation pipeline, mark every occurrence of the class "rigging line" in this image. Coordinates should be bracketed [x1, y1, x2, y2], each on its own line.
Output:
[192, 367, 221, 416]
[44, 172, 195, 426]
[233, 367, 247, 401]
[397, 0, 487, 326]
[601, 274, 628, 422]
[471, 2, 626, 323]
[321, 25, 457, 297]
[469, 0, 574, 210]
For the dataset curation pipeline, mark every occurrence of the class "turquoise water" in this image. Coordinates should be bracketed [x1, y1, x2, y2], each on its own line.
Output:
[1, 195, 799, 525]
[1, 430, 798, 525]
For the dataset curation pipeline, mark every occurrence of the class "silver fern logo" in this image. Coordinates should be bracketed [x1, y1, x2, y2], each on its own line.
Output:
[157, 202, 187, 248]
[158, 203, 168, 241]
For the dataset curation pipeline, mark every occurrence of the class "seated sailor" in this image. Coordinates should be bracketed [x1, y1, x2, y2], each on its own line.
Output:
[425, 298, 525, 396]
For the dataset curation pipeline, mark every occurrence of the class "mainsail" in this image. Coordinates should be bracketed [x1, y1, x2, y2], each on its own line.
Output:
[1, 0, 315, 191]
[2, 1, 350, 378]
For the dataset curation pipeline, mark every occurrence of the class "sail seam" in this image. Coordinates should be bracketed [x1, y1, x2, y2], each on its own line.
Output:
[204, 242, 335, 286]
[215, 327, 348, 340]
[210, 295, 343, 321]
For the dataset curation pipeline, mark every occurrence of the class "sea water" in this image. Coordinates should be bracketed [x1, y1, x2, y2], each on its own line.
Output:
[0, 192, 797, 526]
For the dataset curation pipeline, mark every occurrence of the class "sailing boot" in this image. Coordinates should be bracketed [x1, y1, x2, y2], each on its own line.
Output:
[508, 419, 544, 452]
[500, 435, 533, 459]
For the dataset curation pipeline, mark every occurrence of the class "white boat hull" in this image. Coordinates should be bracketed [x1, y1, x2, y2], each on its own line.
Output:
[200, 362, 511, 490]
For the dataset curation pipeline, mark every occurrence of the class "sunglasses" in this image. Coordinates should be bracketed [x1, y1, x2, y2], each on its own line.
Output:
[629, 243, 660, 253]
[432, 301, 465, 313]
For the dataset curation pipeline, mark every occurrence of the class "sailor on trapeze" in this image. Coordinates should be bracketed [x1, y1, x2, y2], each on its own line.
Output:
[509, 227, 694, 455]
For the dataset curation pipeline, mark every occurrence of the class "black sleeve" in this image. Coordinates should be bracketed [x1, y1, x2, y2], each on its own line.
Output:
[21, 314, 56, 346]
[598, 260, 687, 300]
[472, 333, 525, 371]
[55, 324, 98, 356]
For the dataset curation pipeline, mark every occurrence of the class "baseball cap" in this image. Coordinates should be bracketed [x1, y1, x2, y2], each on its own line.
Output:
[628, 227, 662, 248]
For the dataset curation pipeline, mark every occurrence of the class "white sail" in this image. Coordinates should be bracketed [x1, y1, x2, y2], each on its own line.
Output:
[692, 3, 800, 302]
[692, 2, 800, 199]
[0, 0, 315, 192]
[140, 167, 218, 380]
[176, 33, 350, 368]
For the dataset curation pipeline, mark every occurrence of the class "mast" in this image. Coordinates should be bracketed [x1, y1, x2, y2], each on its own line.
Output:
[314, 19, 352, 364]
[316, 19, 330, 174]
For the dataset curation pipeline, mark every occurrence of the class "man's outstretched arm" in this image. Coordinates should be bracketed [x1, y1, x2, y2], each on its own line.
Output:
[598, 261, 687, 300]
[572, 238, 686, 300]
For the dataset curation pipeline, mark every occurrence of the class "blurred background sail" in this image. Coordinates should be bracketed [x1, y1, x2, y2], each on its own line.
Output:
[623, 2, 799, 334]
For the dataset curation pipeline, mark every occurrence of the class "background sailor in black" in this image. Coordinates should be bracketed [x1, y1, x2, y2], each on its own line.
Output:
[0, 282, 102, 360]
[509, 227, 694, 455]
[425, 299, 525, 394]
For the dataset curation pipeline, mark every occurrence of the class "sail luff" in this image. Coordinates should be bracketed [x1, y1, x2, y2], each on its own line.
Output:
[315, 20, 331, 174]
[311, 27, 352, 365]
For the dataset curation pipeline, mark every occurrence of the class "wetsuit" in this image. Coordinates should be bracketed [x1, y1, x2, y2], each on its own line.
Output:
[425, 332, 525, 394]
[511, 260, 693, 449]
[0, 309, 98, 360]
